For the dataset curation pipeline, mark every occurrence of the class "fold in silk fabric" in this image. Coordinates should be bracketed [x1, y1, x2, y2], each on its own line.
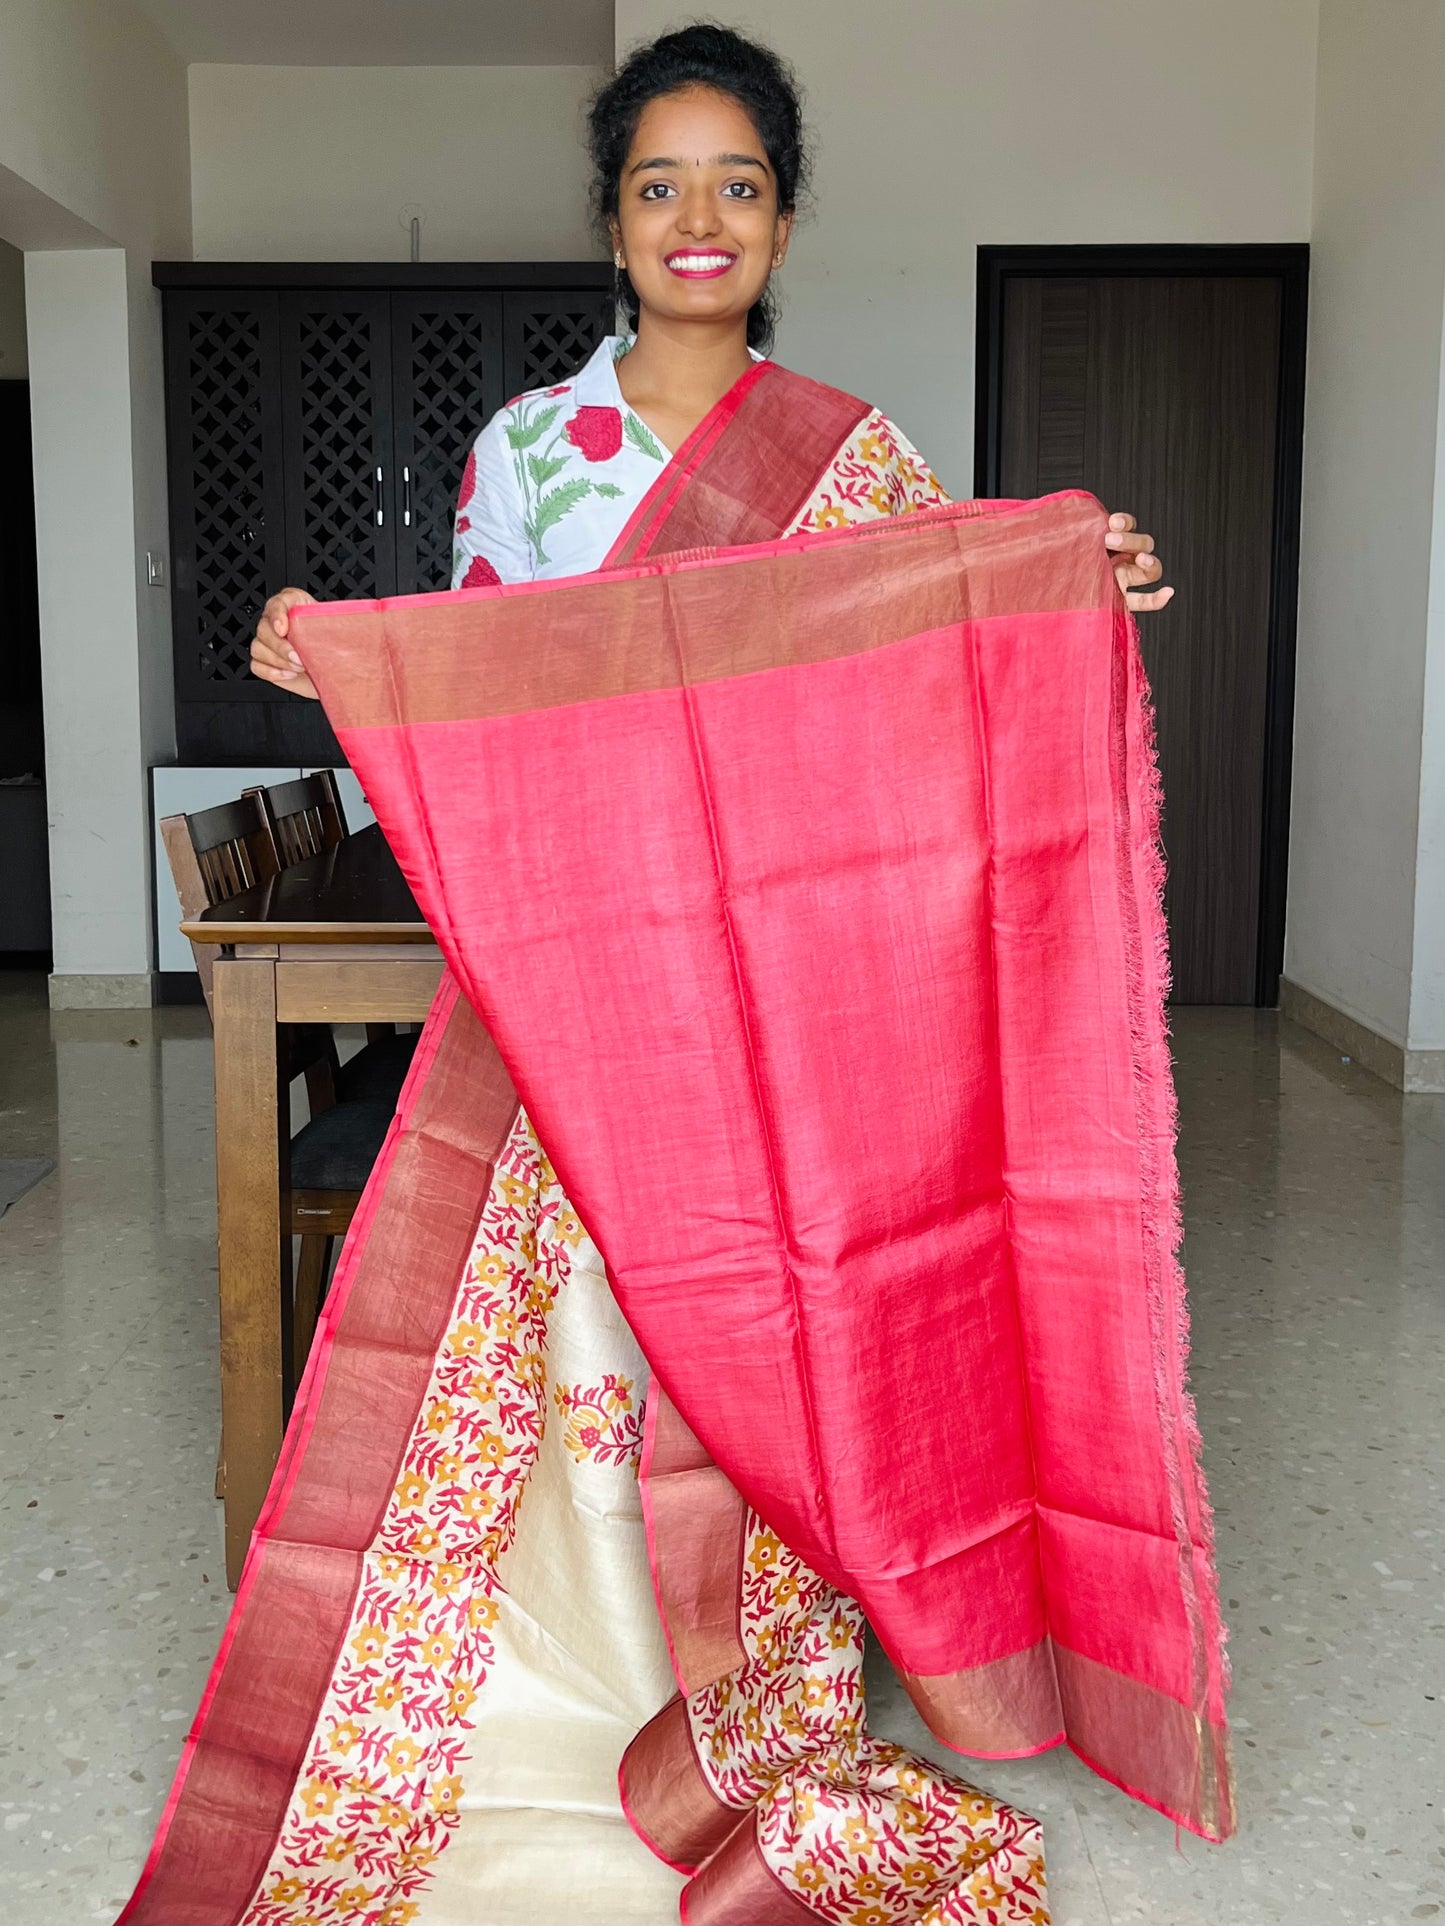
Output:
[294, 486, 1233, 1847]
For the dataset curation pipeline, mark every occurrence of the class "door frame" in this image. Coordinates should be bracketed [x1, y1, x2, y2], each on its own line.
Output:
[973, 242, 1309, 1008]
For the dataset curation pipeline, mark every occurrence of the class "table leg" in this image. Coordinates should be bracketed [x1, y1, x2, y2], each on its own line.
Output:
[212, 955, 284, 1589]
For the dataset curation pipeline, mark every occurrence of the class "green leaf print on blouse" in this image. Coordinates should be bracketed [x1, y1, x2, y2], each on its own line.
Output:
[623, 414, 665, 463]
[505, 387, 662, 569]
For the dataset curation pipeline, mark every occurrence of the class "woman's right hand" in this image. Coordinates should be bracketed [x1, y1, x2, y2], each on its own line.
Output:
[251, 587, 319, 699]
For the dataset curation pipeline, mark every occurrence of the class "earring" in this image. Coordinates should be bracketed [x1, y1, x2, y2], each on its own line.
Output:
[614, 252, 625, 271]
[773, 253, 784, 267]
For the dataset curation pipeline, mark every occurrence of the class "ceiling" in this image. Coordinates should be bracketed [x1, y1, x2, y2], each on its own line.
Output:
[130, 0, 614, 66]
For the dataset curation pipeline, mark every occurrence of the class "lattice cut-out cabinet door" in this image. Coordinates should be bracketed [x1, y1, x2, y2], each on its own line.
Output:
[502, 291, 614, 402]
[392, 294, 504, 596]
[279, 292, 397, 603]
[165, 292, 288, 699]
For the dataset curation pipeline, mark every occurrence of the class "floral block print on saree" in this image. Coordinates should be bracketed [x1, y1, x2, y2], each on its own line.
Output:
[292, 485, 1233, 1859]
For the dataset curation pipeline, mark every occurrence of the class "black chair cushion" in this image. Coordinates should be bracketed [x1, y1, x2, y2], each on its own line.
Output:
[334, 1031, 420, 1104]
[289, 1100, 394, 1192]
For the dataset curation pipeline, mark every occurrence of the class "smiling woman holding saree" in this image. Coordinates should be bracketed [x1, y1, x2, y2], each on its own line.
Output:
[122, 26, 1225, 1926]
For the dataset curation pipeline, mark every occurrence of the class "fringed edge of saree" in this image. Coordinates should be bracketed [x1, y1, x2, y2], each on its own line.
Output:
[119, 975, 520, 1925]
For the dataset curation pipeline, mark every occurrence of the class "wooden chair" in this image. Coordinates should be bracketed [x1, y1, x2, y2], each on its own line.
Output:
[245, 772, 421, 1103]
[245, 769, 346, 867]
[160, 795, 391, 1411]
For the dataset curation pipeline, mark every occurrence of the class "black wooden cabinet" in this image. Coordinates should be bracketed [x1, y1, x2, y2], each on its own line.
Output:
[156, 263, 613, 762]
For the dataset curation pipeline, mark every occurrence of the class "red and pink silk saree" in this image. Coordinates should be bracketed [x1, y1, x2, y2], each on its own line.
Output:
[122, 360, 1231, 1926]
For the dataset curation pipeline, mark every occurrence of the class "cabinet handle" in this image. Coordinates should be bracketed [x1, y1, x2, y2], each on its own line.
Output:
[374, 465, 385, 528]
[402, 465, 412, 528]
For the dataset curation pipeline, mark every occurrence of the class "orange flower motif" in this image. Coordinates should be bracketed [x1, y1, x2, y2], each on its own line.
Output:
[409, 1525, 441, 1556]
[378, 1904, 420, 1926]
[338, 1887, 374, 1913]
[842, 1818, 878, 1854]
[376, 1799, 410, 1828]
[435, 1450, 464, 1480]
[791, 1858, 828, 1891]
[517, 1228, 538, 1264]
[322, 1835, 354, 1863]
[468, 1593, 500, 1630]
[489, 1308, 520, 1340]
[868, 482, 894, 515]
[394, 1470, 429, 1508]
[772, 1573, 801, 1606]
[393, 1602, 421, 1632]
[792, 1786, 817, 1823]
[857, 430, 889, 464]
[900, 1859, 937, 1889]
[813, 502, 848, 529]
[377, 1552, 405, 1580]
[476, 1432, 508, 1466]
[898, 1798, 927, 1835]
[467, 1370, 499, 1403]
[398, 1840, 436, 1872]
[349, 1623, 387, 1662]
[827, 1616, 855, 1649]
[555, 1208, 585, 1246]
[431, 1561, 464, 1598]
[742, 1705, 765, 1742]
[431, 1773, 465, 1812]
[448, 1680, 479, 1718]
[473, 1254, 509, 1286]
[267, 1879, 306, 1906]
[848, 1909, 889, 1926]
[420, 1629, 456, 1667]
[425, 1400, 457, 1435]
[515, 1350, 546, 1385]
[327, 1719, 364, 1755]
[801, 1676, 831, 1708]
[496, 1172, 530, 1207]
[855, 1872, 884, 1898]
[959, 1792, 997, 1822]
[450, 1322, 485, 1358]
[457, 1487, 495, 1520]
[747, 1529, 783, 1575]
[373, 1674, 404, 1710]
[387, 1736, 423, 1774]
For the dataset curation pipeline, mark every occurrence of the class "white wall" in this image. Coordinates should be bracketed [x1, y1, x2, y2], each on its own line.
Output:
[189, 65, 606, 262]
[615, 0, 1318, 493]
[1287, 0, 1445, 1054]
[0, 240, 26, 377]
[0, 0, 190, 1000]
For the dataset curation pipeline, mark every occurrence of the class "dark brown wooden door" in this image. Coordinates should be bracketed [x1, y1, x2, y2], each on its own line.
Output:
[989, 262, 1301, 1004]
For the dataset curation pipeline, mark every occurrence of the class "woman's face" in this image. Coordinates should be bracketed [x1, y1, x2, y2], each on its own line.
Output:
[611, 85, 791, 332]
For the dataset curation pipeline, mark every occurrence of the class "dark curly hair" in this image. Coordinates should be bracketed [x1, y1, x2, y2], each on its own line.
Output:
[587, 22, 810, 353]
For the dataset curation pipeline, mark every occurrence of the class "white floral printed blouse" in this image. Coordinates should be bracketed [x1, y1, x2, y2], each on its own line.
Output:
[450, 334, 682, 589]
[450, 334, 950, 591]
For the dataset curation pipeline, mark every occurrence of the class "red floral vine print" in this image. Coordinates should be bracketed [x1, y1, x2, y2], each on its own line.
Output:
[564, 406, 624, 463]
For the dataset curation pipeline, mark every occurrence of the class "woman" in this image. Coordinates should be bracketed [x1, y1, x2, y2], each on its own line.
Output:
[129, 27, 1204, 1926]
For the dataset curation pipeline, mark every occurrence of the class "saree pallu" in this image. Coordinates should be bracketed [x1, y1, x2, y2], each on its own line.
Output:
[121, 363, 1229, 1926]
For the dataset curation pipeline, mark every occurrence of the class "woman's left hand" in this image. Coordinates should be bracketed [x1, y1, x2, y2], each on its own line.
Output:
[1105, 511, 1174, 613]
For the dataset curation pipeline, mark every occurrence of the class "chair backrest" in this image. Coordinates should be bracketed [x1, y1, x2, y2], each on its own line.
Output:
[245, 770, 347, 869]
[160, 793, 279, 1011]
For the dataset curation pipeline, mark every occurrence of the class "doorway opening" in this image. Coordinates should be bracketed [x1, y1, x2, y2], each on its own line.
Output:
[975, 243, 1308, 1006]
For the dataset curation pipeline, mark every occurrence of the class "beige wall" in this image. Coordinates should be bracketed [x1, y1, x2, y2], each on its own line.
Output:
[0, 240, 26, 377]
[615, 0, 1318, 493]
[0, 0, 190, 997]
[189, 65, 607, 262]
[1287, 0, 1445, 1055]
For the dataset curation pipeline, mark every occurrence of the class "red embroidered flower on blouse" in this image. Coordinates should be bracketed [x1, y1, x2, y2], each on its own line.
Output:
[564, 406, 623, 463]
[459, 447, 477, 507]
[546, 384, 573, 396]
[461, 554, 502, 589]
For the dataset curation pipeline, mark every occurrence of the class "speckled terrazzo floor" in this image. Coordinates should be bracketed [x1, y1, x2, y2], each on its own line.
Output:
[0, 973, 1440, 1924]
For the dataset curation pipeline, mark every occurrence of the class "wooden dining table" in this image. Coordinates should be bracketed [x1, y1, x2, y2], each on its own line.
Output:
[184, 822, 443, 1587]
